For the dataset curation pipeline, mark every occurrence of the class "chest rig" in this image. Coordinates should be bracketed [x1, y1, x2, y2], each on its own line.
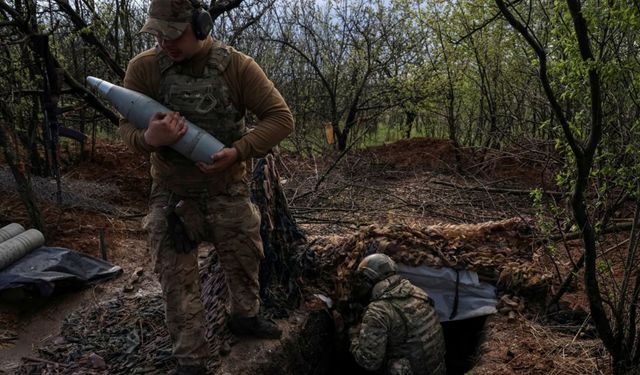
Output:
[155, 41, 245, 166]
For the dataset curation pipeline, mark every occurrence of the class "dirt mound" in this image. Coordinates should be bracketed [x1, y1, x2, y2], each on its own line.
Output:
[362, 137, 459, 171]
[358, 137, 557, 190]
[62, 141, 150, 209]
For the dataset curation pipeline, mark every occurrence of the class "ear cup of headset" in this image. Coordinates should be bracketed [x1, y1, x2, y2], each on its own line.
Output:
[191, 0, 213, 40]
[193, 9, 213, 40]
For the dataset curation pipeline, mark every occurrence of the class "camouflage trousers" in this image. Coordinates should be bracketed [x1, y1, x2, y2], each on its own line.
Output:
[144, 181, 264, 365]
[388, 358, 414, 375]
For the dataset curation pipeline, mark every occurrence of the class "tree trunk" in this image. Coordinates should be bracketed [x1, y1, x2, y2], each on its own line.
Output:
[404, 111, 416, 139]
[0, 124, 44, 231]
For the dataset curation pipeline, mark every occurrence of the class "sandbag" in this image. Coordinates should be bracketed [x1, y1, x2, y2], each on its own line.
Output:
[0, 229, 45, 270]
[0, 223, 25, 243]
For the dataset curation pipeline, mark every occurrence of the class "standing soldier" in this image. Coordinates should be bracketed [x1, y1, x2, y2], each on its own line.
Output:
[350, 254, 447, 375]
[119, 0, 294, 373]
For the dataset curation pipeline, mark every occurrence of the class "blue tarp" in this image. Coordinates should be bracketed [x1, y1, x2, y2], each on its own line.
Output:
[0, 247, 122, 298]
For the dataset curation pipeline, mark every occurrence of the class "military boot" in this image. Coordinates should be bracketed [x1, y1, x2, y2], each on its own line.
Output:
[228, 315, 282, 339]
[170, 364, 207, 375]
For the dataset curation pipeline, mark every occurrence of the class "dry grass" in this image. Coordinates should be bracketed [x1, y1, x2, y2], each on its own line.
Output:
[475, 313, 610, 374]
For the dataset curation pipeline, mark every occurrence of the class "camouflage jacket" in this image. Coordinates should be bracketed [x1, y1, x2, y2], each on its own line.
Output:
[350, 275, 446, 375]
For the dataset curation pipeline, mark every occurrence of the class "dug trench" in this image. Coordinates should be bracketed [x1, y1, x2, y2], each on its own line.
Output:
[218, 309, 488, 375]
[328, 316, 489, 375]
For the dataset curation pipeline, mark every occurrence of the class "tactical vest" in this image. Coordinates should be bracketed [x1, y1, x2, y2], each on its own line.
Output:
[375, 279, 446, 375]
[151, 41, 246, 189]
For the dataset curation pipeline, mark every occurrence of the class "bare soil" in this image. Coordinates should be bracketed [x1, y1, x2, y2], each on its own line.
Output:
[0, 137, 612, 374]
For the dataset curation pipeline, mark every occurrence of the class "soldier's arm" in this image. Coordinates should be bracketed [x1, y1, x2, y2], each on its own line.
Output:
[118, 51, 161, 154]
[350, 302, 390, 371]
[225, 49, 294, 161]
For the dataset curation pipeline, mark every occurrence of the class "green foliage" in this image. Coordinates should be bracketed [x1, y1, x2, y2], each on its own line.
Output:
[498, 0, 640, 370]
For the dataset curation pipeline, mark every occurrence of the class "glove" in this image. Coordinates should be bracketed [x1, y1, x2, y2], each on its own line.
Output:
[165, 206, 197, 253]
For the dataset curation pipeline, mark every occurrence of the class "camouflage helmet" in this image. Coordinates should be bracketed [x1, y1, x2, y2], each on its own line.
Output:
[357, 253, 397, 284]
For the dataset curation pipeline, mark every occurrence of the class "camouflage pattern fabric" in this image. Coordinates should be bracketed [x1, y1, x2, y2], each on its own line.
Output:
[142, 45, 264, 365]
[158, 41, 243, 148]
[143, 183, 209, 365]
[140, 0, 194, 40]
[388, 358, 414, 375]
[250, 155, 306, 303]
[145, 180, 264, 364]
[350, 275, 446, 375]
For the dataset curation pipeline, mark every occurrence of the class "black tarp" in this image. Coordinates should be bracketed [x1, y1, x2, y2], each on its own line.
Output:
[0, 247, 122, 299]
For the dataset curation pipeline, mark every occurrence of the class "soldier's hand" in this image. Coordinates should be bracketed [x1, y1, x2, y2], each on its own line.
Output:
[348, 323, 361, 339]
[144, 112, 187, 147]
[197, 147, 238, 174]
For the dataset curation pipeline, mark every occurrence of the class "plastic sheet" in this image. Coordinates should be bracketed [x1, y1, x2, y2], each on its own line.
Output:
[0, 247, 122, 299]
[397, 264, 497, 322]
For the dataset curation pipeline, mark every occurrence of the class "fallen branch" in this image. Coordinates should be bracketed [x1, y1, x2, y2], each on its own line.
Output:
[22, 356, 68, 367]
[546, 223, 634, 309]
[290, 206, 358, 213]
[542, 222, 634, 244]
[432, 180, 563, 197]
[294, 215, 359, 226]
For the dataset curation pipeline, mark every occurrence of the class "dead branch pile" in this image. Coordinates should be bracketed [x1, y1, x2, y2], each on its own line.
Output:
[17, 294, 174, 375]
[303, 217, 552, 303]
[0, 313, 17, 350]
[474, 314, 610, 375]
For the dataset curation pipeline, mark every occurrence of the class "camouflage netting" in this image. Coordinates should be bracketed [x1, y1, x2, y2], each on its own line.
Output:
[17, 251, 230, 375]
[250, 155, 306, 310]
[0, 167, 121, 214]
[302, 217, 552, 304]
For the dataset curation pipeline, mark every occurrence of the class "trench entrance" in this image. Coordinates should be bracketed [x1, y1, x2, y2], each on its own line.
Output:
[441, 315, 488, 374]
[323, 315, 489, 375]
[308, 265, 496, 375]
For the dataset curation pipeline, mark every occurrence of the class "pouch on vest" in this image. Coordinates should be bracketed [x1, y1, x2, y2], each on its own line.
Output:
[164, 202, 197, 253]
[174, 199, 207, 244]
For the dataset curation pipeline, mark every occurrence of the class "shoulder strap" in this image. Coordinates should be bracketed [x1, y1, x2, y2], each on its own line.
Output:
[207, 40, 231, 73]
[154, 46, 175, 74]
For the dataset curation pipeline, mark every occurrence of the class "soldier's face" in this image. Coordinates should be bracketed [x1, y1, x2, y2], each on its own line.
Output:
[351, 274, 374, 303]
[158, 24, 203, 62]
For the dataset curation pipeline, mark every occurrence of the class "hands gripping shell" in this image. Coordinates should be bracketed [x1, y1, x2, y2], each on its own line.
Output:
[86, 76, 224, 164]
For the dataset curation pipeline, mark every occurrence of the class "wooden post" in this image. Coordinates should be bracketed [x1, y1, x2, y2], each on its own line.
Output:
[99, 228, 107, 261]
